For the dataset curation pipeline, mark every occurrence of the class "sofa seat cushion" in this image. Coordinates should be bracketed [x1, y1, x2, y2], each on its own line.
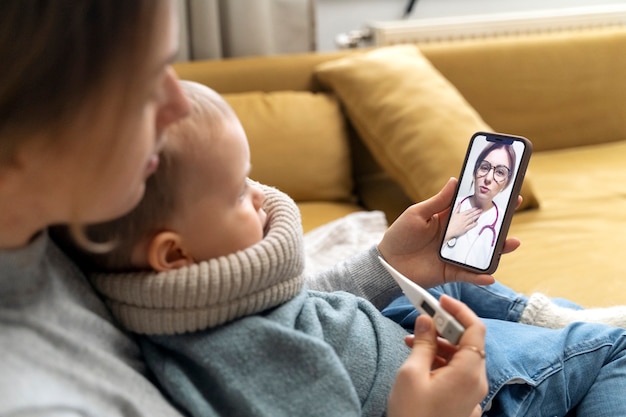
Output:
[223, 91, 354, 204]
[499, 140, 626, 307]
[315, 45, 539, 211]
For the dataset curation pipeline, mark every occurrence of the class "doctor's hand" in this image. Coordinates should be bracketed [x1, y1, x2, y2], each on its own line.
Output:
[378, 177, 521, 289]
[387, 296, 488, 417]
[444, 202, 482, 242]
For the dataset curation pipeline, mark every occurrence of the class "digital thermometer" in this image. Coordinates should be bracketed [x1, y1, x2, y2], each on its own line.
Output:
[378, 256, 465, 344]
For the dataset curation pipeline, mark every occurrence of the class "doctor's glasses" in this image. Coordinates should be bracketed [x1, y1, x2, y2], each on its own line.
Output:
[476, 161, 511, 184]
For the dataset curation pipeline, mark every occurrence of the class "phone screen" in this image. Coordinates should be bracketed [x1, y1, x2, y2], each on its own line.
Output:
[439, 132, 532, 274]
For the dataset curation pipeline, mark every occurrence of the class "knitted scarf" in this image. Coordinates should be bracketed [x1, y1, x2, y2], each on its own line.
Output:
[90, 186, 305, 335]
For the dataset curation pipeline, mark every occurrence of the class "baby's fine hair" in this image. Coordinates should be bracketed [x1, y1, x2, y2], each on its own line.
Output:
[53, 82, 238, 272]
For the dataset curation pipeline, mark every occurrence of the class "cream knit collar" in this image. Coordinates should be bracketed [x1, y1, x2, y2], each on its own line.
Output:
[90, 185, 305, 335]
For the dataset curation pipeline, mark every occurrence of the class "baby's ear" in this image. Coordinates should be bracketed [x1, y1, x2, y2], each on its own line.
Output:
[146, 231, 194, 272]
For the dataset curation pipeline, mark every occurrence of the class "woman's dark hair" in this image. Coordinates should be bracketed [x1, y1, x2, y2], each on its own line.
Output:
[0, 1, 163, 161]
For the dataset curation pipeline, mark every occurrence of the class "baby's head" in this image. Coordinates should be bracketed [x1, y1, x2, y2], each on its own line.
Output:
[64, 81, 267, 272]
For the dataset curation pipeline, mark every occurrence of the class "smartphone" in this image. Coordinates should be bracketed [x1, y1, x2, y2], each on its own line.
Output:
[379, 256, 464, 344]
[439, 132, 532, 274]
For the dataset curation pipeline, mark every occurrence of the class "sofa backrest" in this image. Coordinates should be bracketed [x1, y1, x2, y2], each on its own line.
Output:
[173, 27, 626, 214]
[172, 50, 348, 94]
[176, 27, 626, 152]
[421, 28, 626, 151]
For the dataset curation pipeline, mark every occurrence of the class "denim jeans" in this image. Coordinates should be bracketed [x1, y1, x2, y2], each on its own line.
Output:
[382, 282, 626, 416]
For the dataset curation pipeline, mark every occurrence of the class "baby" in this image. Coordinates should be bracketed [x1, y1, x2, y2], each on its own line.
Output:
[56, 80, 626, 417]
[59, 81, 414, 416]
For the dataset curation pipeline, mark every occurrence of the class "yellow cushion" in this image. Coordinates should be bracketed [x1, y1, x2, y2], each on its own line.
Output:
[315, 45, 539, 210]
[223, 92, 354, 203]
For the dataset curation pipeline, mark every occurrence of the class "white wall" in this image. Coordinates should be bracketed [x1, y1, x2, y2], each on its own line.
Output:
[316, 0, 626, 51]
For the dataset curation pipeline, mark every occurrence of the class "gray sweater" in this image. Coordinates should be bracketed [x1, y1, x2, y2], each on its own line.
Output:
[0, 232, 183, 416]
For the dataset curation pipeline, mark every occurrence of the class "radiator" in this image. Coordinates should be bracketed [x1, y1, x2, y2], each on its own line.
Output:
[336, 5, 626, 48]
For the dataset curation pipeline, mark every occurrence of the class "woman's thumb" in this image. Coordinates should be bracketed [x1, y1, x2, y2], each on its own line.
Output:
[404, 315, 438, 372]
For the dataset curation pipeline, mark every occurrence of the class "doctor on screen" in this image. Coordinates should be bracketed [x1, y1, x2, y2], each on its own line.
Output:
[441, 141, 516, 270]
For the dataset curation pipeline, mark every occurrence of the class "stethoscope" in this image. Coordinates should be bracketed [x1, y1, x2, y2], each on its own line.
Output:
[459, 196, 499, 247]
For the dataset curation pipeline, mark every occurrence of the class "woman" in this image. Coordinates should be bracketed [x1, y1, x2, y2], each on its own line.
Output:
[441, 142, 515, 270]
[0, 2, 491, 416]
[0, 1, 191, 415]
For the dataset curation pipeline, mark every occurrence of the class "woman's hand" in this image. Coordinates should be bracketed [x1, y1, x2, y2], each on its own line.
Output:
[387, 296, 488, 417]
[378, 178, 521, 288]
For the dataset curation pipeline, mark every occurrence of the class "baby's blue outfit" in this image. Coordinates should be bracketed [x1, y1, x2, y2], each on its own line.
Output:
[142, 290, 410, 417]
[383, 282, 626, 415]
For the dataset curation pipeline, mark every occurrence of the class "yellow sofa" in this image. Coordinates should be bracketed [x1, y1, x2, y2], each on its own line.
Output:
[173, 27, 626, 308]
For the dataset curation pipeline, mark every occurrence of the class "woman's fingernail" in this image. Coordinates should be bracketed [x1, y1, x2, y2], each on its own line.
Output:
[414, 316, 431, 333]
